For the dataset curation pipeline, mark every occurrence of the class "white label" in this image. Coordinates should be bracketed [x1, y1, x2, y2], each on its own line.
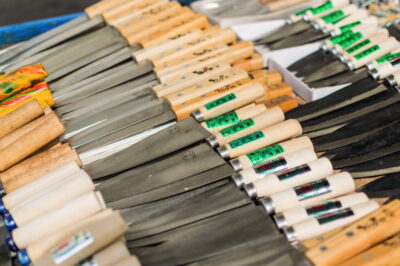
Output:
[51, 231, 94, 264]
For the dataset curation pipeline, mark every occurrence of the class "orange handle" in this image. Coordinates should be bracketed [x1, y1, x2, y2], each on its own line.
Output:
[306, 200, 400, 266]
[265, 95, 298, 113]
[232, 53, 265, 72]
[85, 0, 132, 18]
[0, 100, 43, 139]
[255, 82, 292, 104]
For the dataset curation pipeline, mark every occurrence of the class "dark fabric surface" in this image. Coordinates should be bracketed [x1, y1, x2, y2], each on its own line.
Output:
[0, 0, 97, 26]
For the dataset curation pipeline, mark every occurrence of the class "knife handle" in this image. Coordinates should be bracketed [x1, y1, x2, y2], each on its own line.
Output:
[0, 143, 71, 185]
[4, 149, 82, 194]
[12, 191, 106, 250]
[9, 171, 94, 228]
[102, 0, 160, 23]
[211, 107, 285, 147]
[192, 82, 267, 121]
[139, 15, 210, 49]
[285, 200, 380, 242]
[246, 157, 333, 199]
[124, 6, 194, 45]
[255, 83, 292, 104]
[329, 8, 368, 29]
[0, 114, 65, 172]
[303, 0, 349, 21]
[85, 0, 131, 18]
[265, 95, 299, 113]
[341, 31, 389, 57]
[232, 53, 265, 72]
[2, 161, 81, 211]
[232, 136, 313, 170]
[87, 240, 130, 266]
[0, 100, 43, 139]
[201, 104, 267, 133]
[262, 172, 356, 214]
[373, 59, 400, 80]
[154, 61, 232, 97]
[219, 119, 302, 159]
[115, 256, 141, 266]
[314, 5, 358, 29]
[339, 232, 400, 266]
[266, 0, 309, 12]
[305, 200, 400, 266]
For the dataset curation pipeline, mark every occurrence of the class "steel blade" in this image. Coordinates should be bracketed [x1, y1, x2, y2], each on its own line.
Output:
[307, 68, 368, 88]
[269, 28, 328, 50]
[285, 78, 386, 121]
[359, 173, 400, 199]
[254, 21, 311, 45]
[287, 49, 327, 72]
[0, 15, 88, 64]
[348, 150, 400, 178]
[302, 60, 349, 83]
[69, 99, 168, 148]
[98, 143, 227, 202]
[84, 118, 212, 178]
[295, 55, 339, 78]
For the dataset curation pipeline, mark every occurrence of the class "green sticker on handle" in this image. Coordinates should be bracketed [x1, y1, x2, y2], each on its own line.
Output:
[220, 118, 255, 138]
[204, 93, 236, 111]
[205, 112, 240, 129]
[246, 144, 285, 166]
[322, 10, 345, 24]
[375, 52, 400, 64]
[338, 32, 364, 49]
[228, 131, 264, 149]
[339, 21, 361, 33]
[294, 7, 312, 16]
[311, 1, 333, 15]
[354, 45, 380, 61]
[345, 38, 370, 54]
[330, 31, 354, 45]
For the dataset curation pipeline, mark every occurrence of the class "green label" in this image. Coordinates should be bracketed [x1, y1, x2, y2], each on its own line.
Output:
[354, 45, 380, 61]
[277, 165, 311, 181]
[311, 1, 333, 15]
[246, 144, 285, 166]
[330, 30, 354, 45]
[294, 179, 331, 201]
[317, 208, 354, 225]
[205, 112, 239, 129]
[376, 52, 400, 64]
[229, 131, 265, 149]
[339, 21, 361, 33]
[338, 32, 363, 49]
[220, 118, 255, 138]
[294, 7, 311, 16]
[306, 201, 343, 217]
[204, 93, 236, 111]
[322, 10, 345, 24]
[345, 38, 370, 54]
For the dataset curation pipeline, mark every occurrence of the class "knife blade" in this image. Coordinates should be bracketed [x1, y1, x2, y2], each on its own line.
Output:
[347, 150, 400, 177]
[358, 172, 400, 198]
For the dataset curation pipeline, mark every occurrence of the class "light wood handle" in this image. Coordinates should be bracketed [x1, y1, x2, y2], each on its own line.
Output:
[139, 14, 209, 48]
[4, 149, 81, 193]
[224, 119, 302, 158]
[305, 200, 400, 266]
[125, 7, 194, 45]
[0, 143, 70, 183]
[0, 114, 65, 172]
[102, 0, 159, 23]
[232, 54, 264, 72]
[265, 95, 298, 113]
[155, 61, 232, 97]
[166, 68, 248, 106]
[266, 0, 308, 12]
[9, 171, 94, 227]
[340, 232, 400, 266]
[200, 104, 267, 133]
[0, 100, 43, 139]
[255, 83, 292, 104]
[332, 9, 368, 28]
[115, 256, 142, 266]
[3, 161, 81, 210]
[196, 82, 267, 121]
[85, 0, 131, 18]
[12, 191, 105, 249]
[90, 241, 130, 266]
[301, 226, 346, 250]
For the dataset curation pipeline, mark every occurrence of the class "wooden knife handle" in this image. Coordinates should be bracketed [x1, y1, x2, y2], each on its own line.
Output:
[339, 232, 400, 266]
[115, 256, 141, 266]
[232, 54, 265, 72]
[4, 149, 81, 193]
[305, 200, 400, 266]
[222, 119, 302, 158]
[90, 240, 130, 266]
[301, 226, 347, 250]
[0, 100, 43, 139]
[85, 0, 131, 18]
[265, 95, 299, 113]
[194, 82, 267, 121]
[3, 161, 81, 210]
[102, 0, 159, 23]
[250, 70, 282, 86]
[0, 143, 71, 185]
[12, 191, 106, 250]
[0, 114, 65, 172]
[139, 14, 209, 48]
[255, 83, 292, 104]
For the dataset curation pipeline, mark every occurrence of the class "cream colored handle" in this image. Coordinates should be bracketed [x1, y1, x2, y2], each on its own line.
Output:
[115, 256, 142, 266]
[200, 104, 267, 133]
[280, 192, 369, 228]
[166, 68, 248, 106]
[91, 241, 130, 266]
[3, 161, 81, 210]
[0, 114, 65, 172]
[235, 136, 313, 169]
[12, 191, 105, 249]
[225, 119, 302, 158]
[270, 172, 355, 214]
[305, 200, 400, 266]
[4, 149, 82, 193]
[304, 0, 349, 21]
[9, 171, 94, 227]
[315, 5, 358, 28]
[266, 0, 308, 12]
[347, 32, 389, 56]
[197, 82, 267, 121]
[291, 200, 380, 241]
[214, 107, 284, 146]
[251, 157, 333, 198]
[375, 61, 399, 79]
[85, 0, 131, 18]
[332, 8, 368, 28]
[0, 100, 43, 139]
[232, 53, 265, 72]
[155, 61, 232, 97]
